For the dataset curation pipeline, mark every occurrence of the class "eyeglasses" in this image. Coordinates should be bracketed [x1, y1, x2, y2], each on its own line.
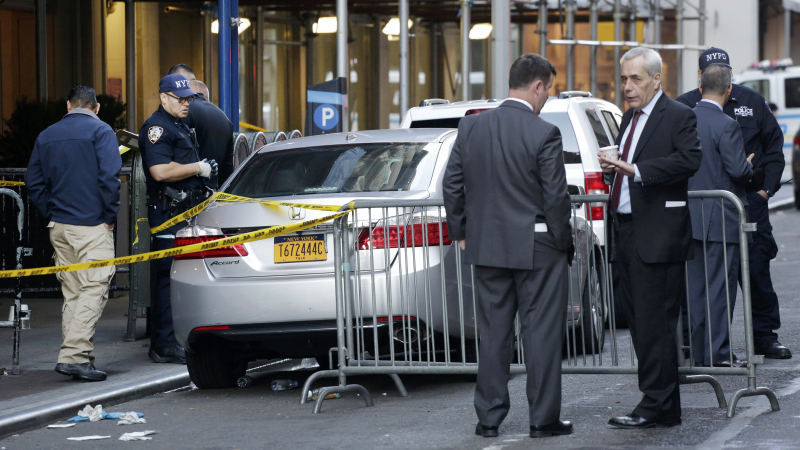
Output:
[165, 93, 194, 105]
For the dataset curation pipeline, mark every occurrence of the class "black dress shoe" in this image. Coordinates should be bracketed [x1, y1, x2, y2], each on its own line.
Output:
[530, 420, 574, 438]
[755, 340, 792, 359]
[149, 345, 187, 364]
[474, 424, 499, 438]
[54, 363, 107, 381]
[608, 414, 656, 429]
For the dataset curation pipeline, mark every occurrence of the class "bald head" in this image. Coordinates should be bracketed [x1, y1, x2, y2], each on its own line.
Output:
[190, 80, 210, 100]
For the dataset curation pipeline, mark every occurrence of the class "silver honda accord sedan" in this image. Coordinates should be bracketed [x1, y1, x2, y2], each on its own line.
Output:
[170, 128, 605, 389]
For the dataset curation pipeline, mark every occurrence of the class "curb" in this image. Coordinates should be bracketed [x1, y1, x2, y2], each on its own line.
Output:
[0, 370, 190, 439]
[769, 196, 795, 212]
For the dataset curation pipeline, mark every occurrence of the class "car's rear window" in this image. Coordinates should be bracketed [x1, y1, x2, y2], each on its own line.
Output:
[409, 110, 581, 164]
[225, 143, 439, 198]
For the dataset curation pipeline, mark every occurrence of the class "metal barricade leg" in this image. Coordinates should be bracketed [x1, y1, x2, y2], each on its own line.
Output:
[680, 375, 727, 409]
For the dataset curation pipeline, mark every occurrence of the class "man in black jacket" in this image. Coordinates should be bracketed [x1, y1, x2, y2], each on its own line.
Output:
[26, 86, 121, 382]
[443, 54, 574, 439]
[167, 64, 235, 187]
[676, 48, 791, 360]
[599, 47, 702, 428]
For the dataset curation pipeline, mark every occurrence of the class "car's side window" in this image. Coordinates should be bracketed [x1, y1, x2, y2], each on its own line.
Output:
[784, 77, 800, 108]
[601, 111, 619, 141]
[740, 79, 771, 102]
[584, 108, 611, 148]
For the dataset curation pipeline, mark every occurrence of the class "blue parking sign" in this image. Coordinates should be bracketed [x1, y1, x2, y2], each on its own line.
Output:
[313, 104, 340, 131]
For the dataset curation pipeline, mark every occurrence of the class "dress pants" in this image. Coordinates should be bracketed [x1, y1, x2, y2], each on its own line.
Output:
[615, 221, 682, 422]
[473, 237, 568, 427]
[148, 203, 181, 349]
[50, 222, 115, 364]
[743, 192, 781, 343]
[687, 240, 740, 366]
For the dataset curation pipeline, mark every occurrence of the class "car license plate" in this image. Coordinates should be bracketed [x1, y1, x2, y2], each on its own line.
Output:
[274, 234, 327, 263]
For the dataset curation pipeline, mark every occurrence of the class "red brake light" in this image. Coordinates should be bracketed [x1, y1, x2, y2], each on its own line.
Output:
[584, 172, 609, 221]
[358, 222, 452, 250]
[794, 135, 800, 151]
[174, 235, 248, 260]
[193, 325, 231, 331]
[465, 108, 490, 116]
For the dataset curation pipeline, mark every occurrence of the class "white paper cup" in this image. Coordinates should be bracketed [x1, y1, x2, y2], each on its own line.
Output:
[598, 145, 619, 168]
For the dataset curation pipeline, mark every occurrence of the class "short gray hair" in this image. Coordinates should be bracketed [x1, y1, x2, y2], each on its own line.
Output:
[620, 47, 662, 77]
[700, 64, 731, 96]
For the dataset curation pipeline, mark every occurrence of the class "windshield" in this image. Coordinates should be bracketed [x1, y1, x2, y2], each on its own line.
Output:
[225, 142, 439, 198]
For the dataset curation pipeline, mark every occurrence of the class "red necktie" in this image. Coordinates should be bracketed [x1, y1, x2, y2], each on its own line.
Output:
[610, 110, 644, 212]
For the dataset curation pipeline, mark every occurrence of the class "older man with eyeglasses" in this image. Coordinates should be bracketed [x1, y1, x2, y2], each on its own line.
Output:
[138, 73, 218, 364]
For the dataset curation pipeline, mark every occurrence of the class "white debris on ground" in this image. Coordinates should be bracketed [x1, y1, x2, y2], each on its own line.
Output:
[47, 423, 76, 429]
[77, 404, 103, 422]
[119, 430, 158, 441]
[66, 435, 110, 441]
[117, 412, 146, 425]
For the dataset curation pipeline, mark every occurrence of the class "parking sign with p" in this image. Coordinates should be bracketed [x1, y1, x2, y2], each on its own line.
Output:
[306, 77, 348, 136]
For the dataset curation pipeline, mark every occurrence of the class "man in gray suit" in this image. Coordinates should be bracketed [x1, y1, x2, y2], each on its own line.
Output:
[443, 54, 574, 439]
[687, 64, 753, 367]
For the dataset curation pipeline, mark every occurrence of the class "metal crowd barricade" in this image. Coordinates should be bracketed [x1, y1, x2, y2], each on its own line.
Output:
[0, 188, 25, 374]
[298, 192, 778, 417]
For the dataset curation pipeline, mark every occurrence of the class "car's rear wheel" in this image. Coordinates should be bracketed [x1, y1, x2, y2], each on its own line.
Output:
[186, 342, 247, 389]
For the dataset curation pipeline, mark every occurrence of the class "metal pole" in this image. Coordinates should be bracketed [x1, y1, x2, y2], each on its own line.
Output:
[399, 0, 410, 119]
[677, 0, 684, 94]
[654, 0, 661, 45]
[306, 17, 315, 90]
[786, 7, 792, 59]
[230, 0, 239, 132]
[336, 0, 349, 132]
[629, 0, 636, 42]
[35, 0, 47, 102]
[590, 0, 598, 96]
[219, 0, 232, 119]
[615, 0, 622, 108]
[566, 0, 575, 91]
[204, 2, 214, 104]
[492, 0, 510, 99]
[460, 0, 471, 102]
[699, 0, 706, 47]
[126, 0, 136, 131]
[539, 0, 547, 58]
[256, 6, 264, 128]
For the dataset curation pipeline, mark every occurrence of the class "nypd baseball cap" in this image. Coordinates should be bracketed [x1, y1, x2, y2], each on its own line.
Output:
[699, 47, 732, 71]
[159, 74, 197, 97]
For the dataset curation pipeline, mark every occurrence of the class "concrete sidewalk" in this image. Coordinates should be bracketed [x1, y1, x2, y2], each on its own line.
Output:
[0, 293, 190, 436]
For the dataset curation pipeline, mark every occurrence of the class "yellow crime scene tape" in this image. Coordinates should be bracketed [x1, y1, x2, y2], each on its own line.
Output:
[0, 210, 349, 279]
[0, 181, 25, 186]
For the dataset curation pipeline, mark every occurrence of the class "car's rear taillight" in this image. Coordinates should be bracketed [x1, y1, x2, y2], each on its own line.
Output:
[584, 172, 609, 221]
[465, 108, 490, 116]
[794, 135, 800, 151]
[174, 225, 248, 260]
[358, 222, 451, 250]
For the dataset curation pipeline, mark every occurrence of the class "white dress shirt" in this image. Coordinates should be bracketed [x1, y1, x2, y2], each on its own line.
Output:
[700, 98, 723, 111]
[615, 89, 663, 214]
[505, 97, 534, 111]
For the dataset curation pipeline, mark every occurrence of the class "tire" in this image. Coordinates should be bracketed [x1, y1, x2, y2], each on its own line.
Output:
[186, 343, 247, 389]
[579, 259, 605, 354]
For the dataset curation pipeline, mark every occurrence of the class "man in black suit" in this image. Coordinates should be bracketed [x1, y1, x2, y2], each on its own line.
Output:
[443, 54, 574, 439]
[687, 64, 752, 368]
[599, 47, 702, 428]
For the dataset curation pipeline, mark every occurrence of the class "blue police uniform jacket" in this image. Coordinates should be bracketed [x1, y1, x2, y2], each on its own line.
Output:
[25, 109, 122, 226]
[138, 105, 203, 193]
[676, 84, 785, 196]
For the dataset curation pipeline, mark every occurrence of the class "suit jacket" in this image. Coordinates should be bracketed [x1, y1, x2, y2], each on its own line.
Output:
[185, 97, 235, 185]
[442, 100, 573, 270]
[610, 92, 703, 264]
[688, 101, 752, 244]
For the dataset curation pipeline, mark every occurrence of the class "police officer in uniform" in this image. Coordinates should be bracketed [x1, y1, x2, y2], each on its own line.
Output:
[139, 74, 218, 364]
[677, 48, 791, 359]
[166, 64, 235, 185]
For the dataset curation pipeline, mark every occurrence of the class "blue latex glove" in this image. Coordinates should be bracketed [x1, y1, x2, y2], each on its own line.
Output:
[67, 411, 144, 422]
[202, 158, 219, 176]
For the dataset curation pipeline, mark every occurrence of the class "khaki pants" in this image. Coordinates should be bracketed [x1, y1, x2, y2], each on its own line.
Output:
[49, 222, 115, 364]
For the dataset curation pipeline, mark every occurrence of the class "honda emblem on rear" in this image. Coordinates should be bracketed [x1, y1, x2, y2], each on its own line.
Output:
[289, 207, 306, 220]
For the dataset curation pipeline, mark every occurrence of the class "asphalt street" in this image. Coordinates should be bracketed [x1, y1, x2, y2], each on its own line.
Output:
[2, 206, 800, 450]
